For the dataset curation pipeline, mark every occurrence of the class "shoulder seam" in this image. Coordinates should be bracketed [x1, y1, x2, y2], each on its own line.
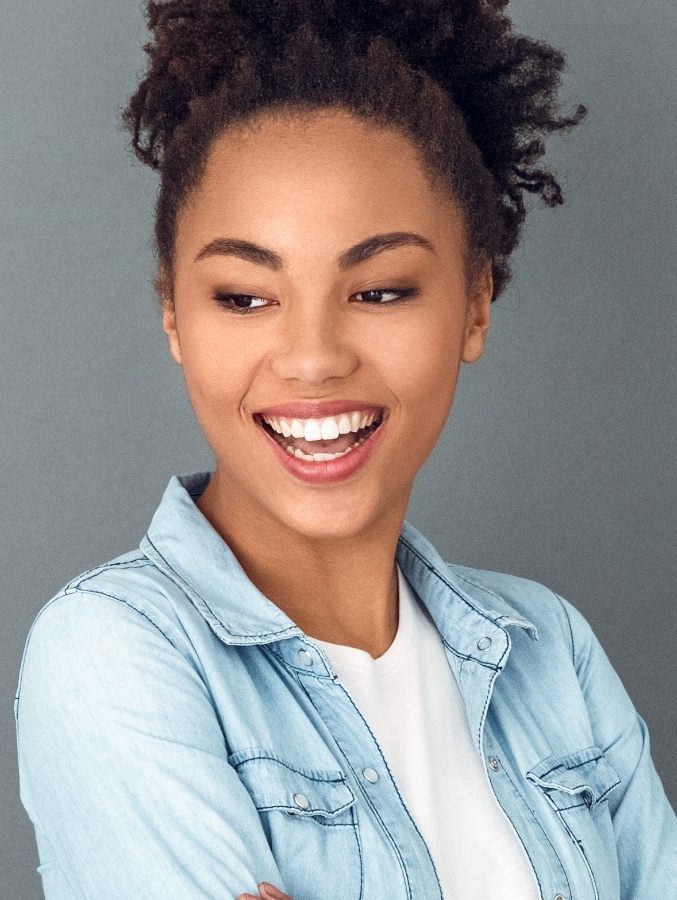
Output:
[59, 585, 180, 651]
[56, 554, 151, 596]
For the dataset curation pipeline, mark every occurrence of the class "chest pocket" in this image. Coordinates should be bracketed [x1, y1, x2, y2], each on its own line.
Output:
[230, 749, 363, 900]
[526, 746, 621, 900]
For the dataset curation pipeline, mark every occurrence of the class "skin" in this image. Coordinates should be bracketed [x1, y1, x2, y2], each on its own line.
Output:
[161, 107, 492, 896]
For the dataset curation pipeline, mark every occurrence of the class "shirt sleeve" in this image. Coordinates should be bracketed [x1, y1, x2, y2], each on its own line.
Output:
[559, 595, 677, 896]
[15, 588, 284, 900]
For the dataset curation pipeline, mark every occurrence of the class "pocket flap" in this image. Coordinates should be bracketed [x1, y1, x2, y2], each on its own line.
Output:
[230, 751, 357, 817]
[526, 746, 621, 810]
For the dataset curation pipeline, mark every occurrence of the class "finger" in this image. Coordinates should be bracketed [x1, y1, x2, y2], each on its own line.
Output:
[258, 883, 293, 900]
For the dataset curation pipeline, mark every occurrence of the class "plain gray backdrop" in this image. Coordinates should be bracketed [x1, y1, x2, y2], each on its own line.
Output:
[1, 1, 675, 895]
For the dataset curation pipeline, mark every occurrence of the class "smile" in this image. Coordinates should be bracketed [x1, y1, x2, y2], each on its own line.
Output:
[256, 408, 386, 462]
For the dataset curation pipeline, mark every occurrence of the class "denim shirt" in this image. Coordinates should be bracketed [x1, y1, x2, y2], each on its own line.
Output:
[15, 472, 677, 899]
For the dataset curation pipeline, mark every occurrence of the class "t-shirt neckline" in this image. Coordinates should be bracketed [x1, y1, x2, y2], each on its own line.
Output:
[313, 565, 416, 676]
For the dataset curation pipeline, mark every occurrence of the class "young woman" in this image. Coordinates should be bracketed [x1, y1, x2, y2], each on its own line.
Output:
[15, 1, 677, 898]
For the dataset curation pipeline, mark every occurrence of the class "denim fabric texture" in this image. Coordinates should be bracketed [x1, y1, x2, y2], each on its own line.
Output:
[15, 472, 677, 899]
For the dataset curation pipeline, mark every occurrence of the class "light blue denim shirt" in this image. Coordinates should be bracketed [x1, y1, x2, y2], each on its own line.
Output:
[15, 472, 677, 899]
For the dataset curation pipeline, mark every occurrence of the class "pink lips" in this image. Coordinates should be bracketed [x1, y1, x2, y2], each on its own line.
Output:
[254, 400, 388, 484]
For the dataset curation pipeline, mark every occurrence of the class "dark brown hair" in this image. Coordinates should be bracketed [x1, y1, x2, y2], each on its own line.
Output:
[124, 0, 585, 300]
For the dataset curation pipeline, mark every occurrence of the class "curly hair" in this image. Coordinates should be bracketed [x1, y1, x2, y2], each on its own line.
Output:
[124, 0, 585, 300]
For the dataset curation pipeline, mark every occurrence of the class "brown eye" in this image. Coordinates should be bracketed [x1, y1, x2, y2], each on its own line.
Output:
[354, 288, 417, 304]
[214, 293, 270, 312]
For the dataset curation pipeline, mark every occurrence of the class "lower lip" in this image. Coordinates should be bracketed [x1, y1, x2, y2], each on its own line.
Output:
[260, 419, 387, 484]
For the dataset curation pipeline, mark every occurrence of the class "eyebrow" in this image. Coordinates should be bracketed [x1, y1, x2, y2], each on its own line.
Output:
[193, 231, 436, 270]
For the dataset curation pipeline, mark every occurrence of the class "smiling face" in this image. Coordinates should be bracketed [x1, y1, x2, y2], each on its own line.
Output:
[163, 107, 492, 544]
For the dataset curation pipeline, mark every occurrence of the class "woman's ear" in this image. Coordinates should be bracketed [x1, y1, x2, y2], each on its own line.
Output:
[157, 267, 183, 366]
[461, 262, 493, 364]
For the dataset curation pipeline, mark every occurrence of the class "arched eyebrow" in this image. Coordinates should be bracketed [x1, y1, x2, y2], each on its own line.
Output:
[193, 231, 436, 270]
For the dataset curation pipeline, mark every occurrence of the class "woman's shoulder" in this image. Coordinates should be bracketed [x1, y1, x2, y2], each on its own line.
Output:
[14, 548, 229, 754]
[20, 548, 204, 670]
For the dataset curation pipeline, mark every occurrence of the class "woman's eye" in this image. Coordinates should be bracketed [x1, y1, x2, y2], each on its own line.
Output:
[213, 293, 270, 313]
[354, 288, 416, 304]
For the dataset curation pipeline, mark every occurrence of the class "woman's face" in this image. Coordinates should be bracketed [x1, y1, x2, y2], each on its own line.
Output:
[164, 108, 492, 541]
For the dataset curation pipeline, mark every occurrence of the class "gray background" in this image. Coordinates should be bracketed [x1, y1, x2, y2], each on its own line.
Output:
[1, 0, 675, 895]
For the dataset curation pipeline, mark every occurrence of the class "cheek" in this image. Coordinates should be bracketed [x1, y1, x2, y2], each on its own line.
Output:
[177, 314, 257, 418]
[374, 310, 464, 415]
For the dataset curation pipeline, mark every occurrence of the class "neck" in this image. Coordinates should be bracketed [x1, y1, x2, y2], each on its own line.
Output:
[197, 473, 404, 658]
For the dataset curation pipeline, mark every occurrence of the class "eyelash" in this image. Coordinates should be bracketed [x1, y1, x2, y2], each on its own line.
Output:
[213, 288, 417, 314]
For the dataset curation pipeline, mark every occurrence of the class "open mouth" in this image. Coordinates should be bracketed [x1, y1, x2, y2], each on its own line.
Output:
[255, 408, 387, 462]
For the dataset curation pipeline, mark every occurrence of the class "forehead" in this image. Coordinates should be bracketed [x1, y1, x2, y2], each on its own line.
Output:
[175, 109, 462, 259]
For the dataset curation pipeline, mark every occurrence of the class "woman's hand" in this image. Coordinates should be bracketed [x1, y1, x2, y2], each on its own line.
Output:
[238, 883, 293, 900]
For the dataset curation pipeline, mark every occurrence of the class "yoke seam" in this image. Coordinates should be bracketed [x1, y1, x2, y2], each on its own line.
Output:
[61, 585, 181, 652]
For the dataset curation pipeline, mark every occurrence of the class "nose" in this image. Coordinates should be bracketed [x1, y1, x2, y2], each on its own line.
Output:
[269, 298, 360, 386]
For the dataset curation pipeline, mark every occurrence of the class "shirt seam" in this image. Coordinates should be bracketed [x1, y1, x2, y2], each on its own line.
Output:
[61, 584, 182, 652]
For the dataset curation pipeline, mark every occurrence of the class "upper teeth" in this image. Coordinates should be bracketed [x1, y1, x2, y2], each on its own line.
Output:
[261, 411, 378, 442]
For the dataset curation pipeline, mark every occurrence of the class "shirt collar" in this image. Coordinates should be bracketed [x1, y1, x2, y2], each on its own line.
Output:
[141, 472, 536, 656]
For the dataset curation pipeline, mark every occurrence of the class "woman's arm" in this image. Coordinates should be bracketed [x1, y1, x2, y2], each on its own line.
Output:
[15, 588, 284, 900]
[560, 595, 677, 894]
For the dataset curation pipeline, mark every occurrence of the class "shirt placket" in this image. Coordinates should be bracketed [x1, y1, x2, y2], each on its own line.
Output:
[277, 636, 444, 900]
[455, 638, 595, 900]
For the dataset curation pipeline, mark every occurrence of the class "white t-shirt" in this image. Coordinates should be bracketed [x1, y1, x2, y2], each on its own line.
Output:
[314, 566, 539, 899]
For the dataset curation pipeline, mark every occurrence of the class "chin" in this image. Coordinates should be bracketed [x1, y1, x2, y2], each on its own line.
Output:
[275, 498, 383, 543]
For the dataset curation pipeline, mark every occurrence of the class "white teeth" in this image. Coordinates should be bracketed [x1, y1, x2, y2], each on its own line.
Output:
[320, 417, 340, 440]
[338, 415, 352, 435]
[304, 419, 323, 442]
[291, 443, 359, 462]
[263, 410, 383, 443]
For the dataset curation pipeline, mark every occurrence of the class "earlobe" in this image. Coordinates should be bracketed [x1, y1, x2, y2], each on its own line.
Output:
[461, 265, 493, 363]
[158, 267, 183, 365]
[162, 302, 183, 365]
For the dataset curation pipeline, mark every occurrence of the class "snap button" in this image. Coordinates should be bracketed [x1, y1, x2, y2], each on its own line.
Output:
[554, 895, 566, 900]
[293, 793, 310, 809]
[477, 636, 492, 651]
[488, 756, 501, 772]
[362, 767, 379, 783]
[298, 649, 313, 666]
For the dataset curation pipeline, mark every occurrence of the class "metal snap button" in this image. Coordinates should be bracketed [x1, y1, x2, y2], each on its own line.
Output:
[298, 649, 313, 666]
[554, 895, 566, 900]
[477, 636, 492, 651]
[488, 756, 501, 772]
[362, 767, 379, 783]
[293, 793, 310, 809]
